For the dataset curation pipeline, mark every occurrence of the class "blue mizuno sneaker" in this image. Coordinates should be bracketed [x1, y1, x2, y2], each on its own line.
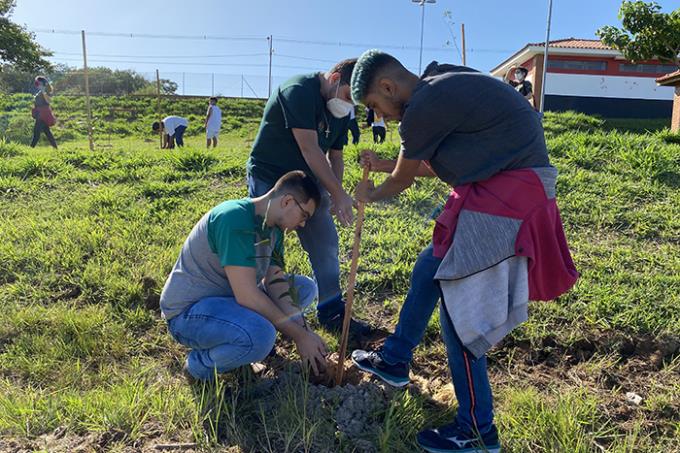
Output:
[417, 423, 501, 453]
[351, 349, 410, 387]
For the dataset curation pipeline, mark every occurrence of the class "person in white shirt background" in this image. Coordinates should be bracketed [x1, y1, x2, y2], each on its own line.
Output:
[372, 112, 386, 144]
[205, 97, 222, 149]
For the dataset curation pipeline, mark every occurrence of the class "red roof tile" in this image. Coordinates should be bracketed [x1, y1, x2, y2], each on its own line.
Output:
[527, 38, 614, 50]
[656, 69, 680, 85]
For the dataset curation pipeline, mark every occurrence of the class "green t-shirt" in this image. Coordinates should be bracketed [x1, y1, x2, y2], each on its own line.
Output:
[159, 198, 284, 320]
[247, 73, 350, 184]
[208, 199, 284, 269]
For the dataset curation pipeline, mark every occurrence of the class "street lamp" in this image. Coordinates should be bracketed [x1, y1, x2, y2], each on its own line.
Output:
[539, 0, 554, 113]
[411, 0, 436, 75]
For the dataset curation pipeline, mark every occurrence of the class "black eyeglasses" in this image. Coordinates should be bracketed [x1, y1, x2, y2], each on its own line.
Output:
[290, 196, 312, 221]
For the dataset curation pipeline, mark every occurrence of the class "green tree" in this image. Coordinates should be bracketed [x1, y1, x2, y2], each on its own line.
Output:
[597, 1, 680, 70]
[0, 0, 52, 71]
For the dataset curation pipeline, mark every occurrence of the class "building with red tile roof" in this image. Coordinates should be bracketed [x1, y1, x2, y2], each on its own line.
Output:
[491, 38, 677, 118]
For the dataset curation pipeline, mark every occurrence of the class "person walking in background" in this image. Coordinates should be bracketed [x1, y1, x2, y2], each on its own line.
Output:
[30, 76, 58, 149]
[153, 115, 188, 149]
[347, 105, 360, 145]
[205, 97, 222, 149]
[504, 66, 534, 106]
[365, 107, 374, 128]
[371, 112, 386, 144]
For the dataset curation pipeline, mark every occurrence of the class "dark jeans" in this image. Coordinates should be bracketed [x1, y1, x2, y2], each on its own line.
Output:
[171, 125, 187, 147]
[30, 119, 57, 148]
[348, 118, 360, 145]
[372, 126, 385, 144]
[382, 243, 495, 433]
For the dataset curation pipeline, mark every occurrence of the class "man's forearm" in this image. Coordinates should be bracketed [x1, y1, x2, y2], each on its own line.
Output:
[374, 158, 397, 173]
[238, 288, 306, 339]
[328, 153, 344, 183]
[301, 146, 344, 196]
[369, 174, 413, 202]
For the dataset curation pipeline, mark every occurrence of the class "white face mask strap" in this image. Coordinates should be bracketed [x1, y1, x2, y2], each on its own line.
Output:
[333, 78, 340, 99]
[263, 199, 272, 229]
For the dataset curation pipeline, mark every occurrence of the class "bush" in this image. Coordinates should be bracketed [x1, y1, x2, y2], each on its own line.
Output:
[0, 139, 23, 158]
[1, 115, 34, 145]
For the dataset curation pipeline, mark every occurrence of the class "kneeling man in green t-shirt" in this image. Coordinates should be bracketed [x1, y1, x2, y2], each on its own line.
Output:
[160, 170, 328, 380]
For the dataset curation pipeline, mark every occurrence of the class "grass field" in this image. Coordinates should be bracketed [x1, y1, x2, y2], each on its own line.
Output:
[0, 103, 678, 452]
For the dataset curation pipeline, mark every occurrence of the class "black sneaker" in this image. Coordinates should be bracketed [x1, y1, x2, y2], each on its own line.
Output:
[350, 349, 410, 387]
[417, 423, 501, 453]
[318, 310, 373, 339]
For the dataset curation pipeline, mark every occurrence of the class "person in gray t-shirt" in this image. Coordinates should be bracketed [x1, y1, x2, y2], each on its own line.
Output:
[348, 51, 556, 453]
[161, 171, 329, 380]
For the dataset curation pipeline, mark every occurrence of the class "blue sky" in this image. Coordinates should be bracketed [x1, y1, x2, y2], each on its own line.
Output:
[11, 0, 679, 97]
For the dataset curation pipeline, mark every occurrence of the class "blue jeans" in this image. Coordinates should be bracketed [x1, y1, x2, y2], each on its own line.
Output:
[172, 125, 186, 147]
[168, 275, 317, 380]
[247, 174, 344, 318]
[382, 243, 494, 433]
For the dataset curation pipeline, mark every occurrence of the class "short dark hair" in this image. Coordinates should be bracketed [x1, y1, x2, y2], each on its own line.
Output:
[516, 67, 529, 75]
[151, 121, 162, 132]
[209, 96, 218, 103]
[351, 50, 405, 103]
[272, 170, 321, 208]
[329, 58, 358, 85]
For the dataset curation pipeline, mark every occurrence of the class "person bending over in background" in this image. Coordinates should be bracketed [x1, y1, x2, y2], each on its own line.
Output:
[152, 115, 188, 149]
[160, 170, 328, 381]
[30, 76, 58, 149]
[349, 50, 578, 453]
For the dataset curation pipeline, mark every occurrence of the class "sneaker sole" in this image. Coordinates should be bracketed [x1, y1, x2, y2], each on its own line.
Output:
[418, 444, 501, 453]
[351, 356, 409, 387]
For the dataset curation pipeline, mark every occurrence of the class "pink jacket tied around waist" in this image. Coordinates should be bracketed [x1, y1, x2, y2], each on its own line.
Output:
[432, 167, 578, 301]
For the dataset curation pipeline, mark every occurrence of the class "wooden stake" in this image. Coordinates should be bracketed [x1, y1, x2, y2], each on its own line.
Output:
[156, 69, 162, 149]
[335, 166, 370, 386]
[81, 30, 94, 151]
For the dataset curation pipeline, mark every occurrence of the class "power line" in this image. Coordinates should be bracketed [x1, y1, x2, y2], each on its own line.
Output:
[34, 28, 488, 53]
[275, 53, 339, 64]
[47, 56, 322, 71]
[33, 29, 265, 42]
[52, 51, 269, 59]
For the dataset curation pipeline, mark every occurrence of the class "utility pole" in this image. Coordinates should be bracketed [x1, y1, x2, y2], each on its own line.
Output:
[461, 23, 467, 66]
[267, 35, 273, 98]
[241, 75, 244, 98]
[156, 69, 162, 149]
[540, 0, 554, 113]
[411, 0, 436, 75]
[81, 30, 94, 151]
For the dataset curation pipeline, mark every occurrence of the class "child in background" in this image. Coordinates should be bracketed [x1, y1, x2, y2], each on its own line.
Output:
[205, 97, 222, 149]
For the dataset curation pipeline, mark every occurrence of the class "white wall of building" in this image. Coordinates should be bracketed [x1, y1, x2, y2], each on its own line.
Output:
[545, 73, 675, 100]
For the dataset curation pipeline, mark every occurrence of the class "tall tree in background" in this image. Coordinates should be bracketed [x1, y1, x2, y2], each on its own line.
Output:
[597, 1, 680, 70]
[0, 0, 52, 72]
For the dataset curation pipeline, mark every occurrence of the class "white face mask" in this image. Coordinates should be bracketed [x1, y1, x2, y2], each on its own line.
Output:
[515, 72, 525, 81]
[326, 82, 353, 118]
